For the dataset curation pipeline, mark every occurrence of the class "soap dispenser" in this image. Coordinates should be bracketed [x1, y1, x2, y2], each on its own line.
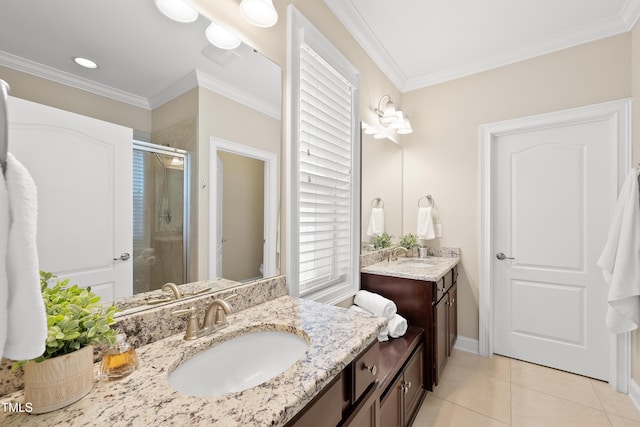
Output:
[99, 333, 139, 380]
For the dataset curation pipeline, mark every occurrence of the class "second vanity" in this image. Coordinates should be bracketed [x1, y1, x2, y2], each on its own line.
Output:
[0, 295, 386, 426]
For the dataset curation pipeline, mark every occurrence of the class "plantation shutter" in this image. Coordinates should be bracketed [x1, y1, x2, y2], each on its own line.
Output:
[132, 149, 144, 247]
[298, 42, 354, 296]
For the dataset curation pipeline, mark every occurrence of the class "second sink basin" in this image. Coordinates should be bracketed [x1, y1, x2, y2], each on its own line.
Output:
[169, 330, 309, 397]
[397, 258, 436, 268]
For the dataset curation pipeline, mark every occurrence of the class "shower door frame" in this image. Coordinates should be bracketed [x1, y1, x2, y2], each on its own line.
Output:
[133, 141, 191, 285]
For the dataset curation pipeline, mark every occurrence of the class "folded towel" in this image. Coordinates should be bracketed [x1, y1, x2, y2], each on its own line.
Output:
[366, 207, 384, 237]
[350, 305, 389, 341]
[388, 314, 408, 338]
[354, 290, 396, 320]
[3, 153, 47, 360]
[417, 206, 435, 240]
[597, 168, 640, 333]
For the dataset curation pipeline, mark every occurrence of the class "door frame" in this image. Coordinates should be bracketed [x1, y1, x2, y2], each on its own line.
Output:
[208, 136, 278, 279]
[479, 98, 632, 392]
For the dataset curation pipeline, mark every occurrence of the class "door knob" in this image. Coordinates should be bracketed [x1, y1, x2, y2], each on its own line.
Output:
[496, 252, 515, 261]
[114, 252, 131, 261]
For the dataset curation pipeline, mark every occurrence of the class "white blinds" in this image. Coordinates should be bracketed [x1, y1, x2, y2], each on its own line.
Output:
[298, 43, 354, 296]
[132, 149, 144, 246]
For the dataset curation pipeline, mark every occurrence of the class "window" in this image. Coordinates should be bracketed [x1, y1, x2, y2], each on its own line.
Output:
[287, 6, 360, 304]
[132, 148, 145, 247]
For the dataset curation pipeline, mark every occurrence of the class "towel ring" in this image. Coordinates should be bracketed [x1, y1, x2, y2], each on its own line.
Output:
[418, 195, 435, 208]
[371, 197, 384, 208]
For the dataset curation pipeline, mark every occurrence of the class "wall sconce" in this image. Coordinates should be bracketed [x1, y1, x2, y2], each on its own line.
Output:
[155, 0, 279, 51]
[375, 95, 413, 135]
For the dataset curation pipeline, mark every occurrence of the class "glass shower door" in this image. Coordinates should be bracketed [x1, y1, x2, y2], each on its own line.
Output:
[132, 142, 190, 294]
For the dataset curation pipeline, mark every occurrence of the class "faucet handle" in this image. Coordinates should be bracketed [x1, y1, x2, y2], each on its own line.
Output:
[171, 307, 199, 340]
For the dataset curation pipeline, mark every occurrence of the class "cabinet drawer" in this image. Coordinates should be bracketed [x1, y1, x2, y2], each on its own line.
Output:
[353, 342, 379, 402]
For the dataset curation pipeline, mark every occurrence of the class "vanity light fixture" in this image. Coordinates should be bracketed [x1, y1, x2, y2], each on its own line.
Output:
[72, 57, 98, 69]
[375, 95, 413, 135]
[206, 22, 242, 50]
[154, 0, 199, 23]
[240, 0, 278, 28]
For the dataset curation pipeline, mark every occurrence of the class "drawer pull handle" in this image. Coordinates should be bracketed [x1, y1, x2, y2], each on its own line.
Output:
[401, 381, 412, 393]
[363, 364, 377, 376]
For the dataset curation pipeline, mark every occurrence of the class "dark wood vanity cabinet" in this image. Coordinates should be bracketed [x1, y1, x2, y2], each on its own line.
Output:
[361, 265, 458, 390]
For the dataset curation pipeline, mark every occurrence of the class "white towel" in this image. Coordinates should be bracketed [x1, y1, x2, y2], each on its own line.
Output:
[417, 206, 435, 240]
[597, 168, 640, 333]
[349, 305, 389, 341]
[0, 160, 9, 361]
[2, 153, 47, 360]
[388, 314, 408, 338]
[354, 290, 397, 320]
[366, 207, 384, 237]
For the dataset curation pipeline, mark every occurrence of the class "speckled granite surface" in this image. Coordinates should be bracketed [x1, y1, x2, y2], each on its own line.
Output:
[0, 296, 386, 426]
[361, 254, 459, 282]
[0, 275, 286, 397]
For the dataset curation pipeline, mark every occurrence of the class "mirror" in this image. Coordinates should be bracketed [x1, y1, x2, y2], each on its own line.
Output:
[361, 131, 403, 251]
[0, 1, 281, 312]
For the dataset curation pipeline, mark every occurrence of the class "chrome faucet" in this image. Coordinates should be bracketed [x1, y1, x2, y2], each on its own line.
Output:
[171, 295, 236, 340]
[388, 246, 409, 262]
[162, 282, 182, 300]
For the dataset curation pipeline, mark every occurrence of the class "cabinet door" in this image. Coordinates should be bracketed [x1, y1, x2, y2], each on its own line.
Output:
[403, 345, 424, 425]
[289, 374, 343, 427]
[448, 284, 458, 356]
[379, 376, 403, 427]
[343, 383, 380, 427]
[434, 296, 448, 386]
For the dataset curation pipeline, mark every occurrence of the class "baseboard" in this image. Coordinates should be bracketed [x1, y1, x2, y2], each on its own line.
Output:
[454, 336, 479, 354]
[629, 378, 640, 412]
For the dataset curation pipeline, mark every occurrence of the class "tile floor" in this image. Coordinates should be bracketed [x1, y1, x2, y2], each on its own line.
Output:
[413, 349, 640, 427]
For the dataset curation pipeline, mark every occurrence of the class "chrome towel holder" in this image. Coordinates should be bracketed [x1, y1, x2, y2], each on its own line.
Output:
[418, 195, 435, 208]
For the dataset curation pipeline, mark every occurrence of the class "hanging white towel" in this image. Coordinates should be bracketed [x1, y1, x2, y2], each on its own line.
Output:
[417, 206, 435, 240]
[366, 207, 384, 237]
[0, 162, 9, 361]
[3, 153, 47, 360]
[597, 168, 640, 334]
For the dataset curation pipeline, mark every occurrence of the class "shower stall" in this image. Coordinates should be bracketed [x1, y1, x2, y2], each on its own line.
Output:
[132, 141, 190, 294]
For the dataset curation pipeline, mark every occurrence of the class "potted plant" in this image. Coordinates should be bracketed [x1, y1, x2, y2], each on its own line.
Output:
[373, 232, 392, 249]
[13, 271, 117, 414]
[399, 233, 418, 257]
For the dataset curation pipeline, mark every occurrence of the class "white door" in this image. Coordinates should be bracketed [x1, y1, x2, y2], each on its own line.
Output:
[492, 110, 618, 380]
[216, 154, 223, 278]
[8, 96, 132, 303]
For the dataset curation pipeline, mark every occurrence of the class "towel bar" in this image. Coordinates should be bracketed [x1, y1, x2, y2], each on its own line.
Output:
[371, 197, 384, 208]
[418, 195, 435, 208]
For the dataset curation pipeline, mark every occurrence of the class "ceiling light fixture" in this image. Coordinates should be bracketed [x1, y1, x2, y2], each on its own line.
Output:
[375, 95, 413, 135]
[205, 22, 242, 50]
[72, 57, 98, 69]
[154, 0, 199, 23]
[240, 0, 278, 28]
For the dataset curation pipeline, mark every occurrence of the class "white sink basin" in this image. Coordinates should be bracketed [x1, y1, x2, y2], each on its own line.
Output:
[397, 259, 436, 268]
[169, 331, 309, 397]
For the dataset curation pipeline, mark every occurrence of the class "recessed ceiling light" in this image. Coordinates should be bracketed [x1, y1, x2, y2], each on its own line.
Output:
[205, 22, 242, 50]
[154, 0, 198, 23]
[72, 57, 98, 69]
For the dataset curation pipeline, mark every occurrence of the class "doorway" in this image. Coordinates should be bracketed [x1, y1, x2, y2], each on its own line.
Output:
[479, 99, 631, 391]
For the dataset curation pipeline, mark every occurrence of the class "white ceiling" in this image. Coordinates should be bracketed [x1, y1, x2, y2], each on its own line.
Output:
[324, 0, 640, 92]
[0, 0, 281, 116]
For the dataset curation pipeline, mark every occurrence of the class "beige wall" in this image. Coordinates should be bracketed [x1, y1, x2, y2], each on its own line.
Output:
[402, 34, 632, 340]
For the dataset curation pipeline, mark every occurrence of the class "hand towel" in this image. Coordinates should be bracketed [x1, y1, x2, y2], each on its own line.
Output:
[349, 305, 389, 341]
[597, 168, 640, 333]
[354, 290, 397, 320]
[3, 153, 47, 360]
[366, 207, 384, 237]
[417, 206, 435, 240]
[0, 161, 9, 361]
[388, 314, 408, 338]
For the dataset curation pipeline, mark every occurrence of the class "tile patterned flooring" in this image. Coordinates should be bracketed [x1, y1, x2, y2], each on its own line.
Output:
[413, 349, 640, 427]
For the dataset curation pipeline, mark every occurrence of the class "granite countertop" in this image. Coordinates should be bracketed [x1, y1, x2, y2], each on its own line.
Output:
[360, 256, 459, 282]
[0, 296, 386, 426]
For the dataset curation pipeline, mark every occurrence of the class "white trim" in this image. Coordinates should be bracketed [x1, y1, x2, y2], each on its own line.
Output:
[322, 1, 640, 93]
[479, 98, 632, 392]
[629, 378, 640, 410]
[454, 336, 479, 355]
[208, 137, 278, 280]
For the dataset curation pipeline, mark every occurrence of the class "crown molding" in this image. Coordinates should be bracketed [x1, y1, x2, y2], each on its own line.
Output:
[0, 50, 150, 109]
[324, 0, 640, 93]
